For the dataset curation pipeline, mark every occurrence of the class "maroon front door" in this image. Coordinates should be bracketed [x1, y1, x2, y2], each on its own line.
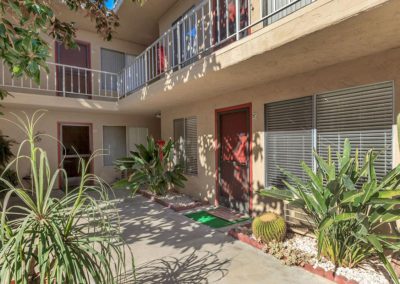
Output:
[217, 105, 251, 213]
[55, 41, 91, 97]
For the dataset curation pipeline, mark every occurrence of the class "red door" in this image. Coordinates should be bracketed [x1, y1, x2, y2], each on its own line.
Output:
[216, 104, 251, 213]
[55, 41, 91, 97]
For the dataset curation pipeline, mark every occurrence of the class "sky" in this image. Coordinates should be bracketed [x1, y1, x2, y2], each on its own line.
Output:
[105, 0, 116, 10]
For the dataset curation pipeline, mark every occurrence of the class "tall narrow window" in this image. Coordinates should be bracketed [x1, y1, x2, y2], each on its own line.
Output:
[101, 48, 125, 91]
[103, 126, 127, 166]
[316, 82, 393, 179]
[265, 96, 313, 188]
[173, 117, 198, 175]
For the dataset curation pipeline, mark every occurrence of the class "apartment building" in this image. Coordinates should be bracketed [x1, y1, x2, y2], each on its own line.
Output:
[1, 0, 399, 223]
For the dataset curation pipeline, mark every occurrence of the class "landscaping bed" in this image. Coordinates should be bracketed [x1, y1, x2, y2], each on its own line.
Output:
[229, 224, 393, 284]
[139, 189, 206, 212]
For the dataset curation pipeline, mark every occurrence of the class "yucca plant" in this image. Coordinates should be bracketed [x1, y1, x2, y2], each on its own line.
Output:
[261, 139, 400, 283]
[0, 111, 130, 284]
[115, 136, 187, 196]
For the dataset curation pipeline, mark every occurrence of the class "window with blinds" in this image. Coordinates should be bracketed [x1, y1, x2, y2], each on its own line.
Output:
[173, 117, 198, 175]
[317, 82, 393, 179]
[262, 0, 314, 26]
[101, 48, 125, 91]
[265, 96, 313, 188]
[265, 81, 394, 188]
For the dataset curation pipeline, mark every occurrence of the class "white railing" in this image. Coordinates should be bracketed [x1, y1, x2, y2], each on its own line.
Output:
[0, 61, 120, 100]
[121, 0, 315, 96]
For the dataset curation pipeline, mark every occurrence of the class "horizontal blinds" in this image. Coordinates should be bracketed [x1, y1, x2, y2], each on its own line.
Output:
[185, 117, 198, 175]
[264, 0, 314, 25]
[317, 82, 393, 179]
[173, 117, 198, 176]
[173, 118, 185, 166]
[101, 48, 125, 91]
[265, 96, 313, 188]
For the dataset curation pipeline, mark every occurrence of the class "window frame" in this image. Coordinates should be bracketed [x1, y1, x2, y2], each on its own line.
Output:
[264, 81, 395, 188]
[173, 116, 198, 176]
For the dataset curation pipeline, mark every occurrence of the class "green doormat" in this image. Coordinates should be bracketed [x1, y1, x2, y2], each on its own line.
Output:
[185, 210, 249, 229]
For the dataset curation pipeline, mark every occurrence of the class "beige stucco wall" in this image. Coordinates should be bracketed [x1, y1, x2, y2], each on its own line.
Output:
[161, 47, 400, 216]
[158, 0, 200, 34]
[0, 108, 160, 186]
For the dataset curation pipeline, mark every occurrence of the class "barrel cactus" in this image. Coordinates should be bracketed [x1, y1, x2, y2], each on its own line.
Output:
[252, 212, 286, 243]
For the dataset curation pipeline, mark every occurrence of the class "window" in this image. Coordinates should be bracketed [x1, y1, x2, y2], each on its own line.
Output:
[101, 49, 136, 91]
[173, 117, 198, 175]
[265, 81, 394, 187]
[262, 0, 314, 26]
[265, 96, 313, 188]
[103, 126, 127, 166]
[316, 82, 393, 178]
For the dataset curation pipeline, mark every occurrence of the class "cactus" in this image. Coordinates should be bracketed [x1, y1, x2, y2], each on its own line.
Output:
[252, 212, 286, 243]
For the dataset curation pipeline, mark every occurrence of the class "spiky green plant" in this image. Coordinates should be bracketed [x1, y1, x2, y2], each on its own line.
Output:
[261, 138, 400, 283]
[114, 136, 187, 196]
[0, 111, 130, 284]
[252, 212, 286, 243]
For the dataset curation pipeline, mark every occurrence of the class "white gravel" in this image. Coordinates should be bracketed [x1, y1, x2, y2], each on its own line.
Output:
[286, 234, 392, 284]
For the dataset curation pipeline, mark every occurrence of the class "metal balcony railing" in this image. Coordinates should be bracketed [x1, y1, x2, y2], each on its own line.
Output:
[120, 0, 314, 96]
[0, 0, 314, 101]
[0, 61, 120, 100]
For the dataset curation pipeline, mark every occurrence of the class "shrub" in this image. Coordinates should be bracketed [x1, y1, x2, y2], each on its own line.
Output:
[261, 139, 400, 284]
[115, 136, 187, 196]
[252, 212, 286, 243]
[0, 111, 130, 284]
[0, 132, 17, 193]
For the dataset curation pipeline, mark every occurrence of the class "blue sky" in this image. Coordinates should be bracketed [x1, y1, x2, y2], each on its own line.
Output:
[105, 0, 116, 9]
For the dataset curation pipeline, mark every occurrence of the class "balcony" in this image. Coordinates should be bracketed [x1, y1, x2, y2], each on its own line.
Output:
[0, 61, 120, 101]
[0, 0, 314, 103]
[120, 0, 315, 96]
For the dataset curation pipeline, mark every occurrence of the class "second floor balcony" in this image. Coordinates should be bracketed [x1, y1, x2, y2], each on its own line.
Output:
[1, 0, 395, 108]
[0, 0, 315, 102]
[0, 61, 120, 101]
[120, 0, 315, 96]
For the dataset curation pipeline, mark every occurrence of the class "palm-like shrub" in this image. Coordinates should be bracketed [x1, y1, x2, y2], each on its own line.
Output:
[261, 139, 400, 283]
[115, 137, 187, 196]
[0, 111, 129, 284]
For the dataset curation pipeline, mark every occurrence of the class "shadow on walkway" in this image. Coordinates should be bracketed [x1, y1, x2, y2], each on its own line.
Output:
[119, 250, 230, 284]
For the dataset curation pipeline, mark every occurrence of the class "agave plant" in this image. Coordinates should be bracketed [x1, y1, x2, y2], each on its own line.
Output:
[0, 111, 130, 284]
[261, 139, 400, 283]
[115, 136, 187, 196]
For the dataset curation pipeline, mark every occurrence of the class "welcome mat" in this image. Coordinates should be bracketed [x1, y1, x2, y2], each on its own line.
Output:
[207, 207, 247, 222]
[185, 210, 249, 229]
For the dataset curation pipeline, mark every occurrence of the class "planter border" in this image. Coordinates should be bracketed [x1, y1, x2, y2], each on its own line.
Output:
[138, 190, 207, 212]
[228, 227, 358, 284]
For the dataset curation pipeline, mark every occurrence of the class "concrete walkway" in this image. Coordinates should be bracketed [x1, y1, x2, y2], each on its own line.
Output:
[114, 190, 332, 284]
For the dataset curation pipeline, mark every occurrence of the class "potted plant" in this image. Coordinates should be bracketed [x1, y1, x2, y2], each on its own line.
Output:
[0, 111, 130, 283]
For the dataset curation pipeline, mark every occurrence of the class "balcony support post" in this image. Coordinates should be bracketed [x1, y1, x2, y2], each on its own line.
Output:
[236, 0, 240, 41]
[62, 66, 66, 97]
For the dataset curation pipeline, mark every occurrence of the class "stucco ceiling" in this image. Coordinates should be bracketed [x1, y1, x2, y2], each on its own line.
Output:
[53, 0, 178, 46]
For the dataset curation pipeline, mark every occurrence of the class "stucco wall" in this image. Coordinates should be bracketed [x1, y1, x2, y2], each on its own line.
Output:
[158, 0, 200, 35]
[1, 108, 160, 186]
[160, 47, 400, 215]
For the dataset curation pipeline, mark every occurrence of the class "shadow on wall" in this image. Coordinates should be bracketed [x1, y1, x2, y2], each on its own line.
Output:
[135, 52, 222, 102]
[119, 250, 230, 284]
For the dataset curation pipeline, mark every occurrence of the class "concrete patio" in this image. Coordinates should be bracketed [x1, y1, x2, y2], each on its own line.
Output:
[114, 189, 332, 284]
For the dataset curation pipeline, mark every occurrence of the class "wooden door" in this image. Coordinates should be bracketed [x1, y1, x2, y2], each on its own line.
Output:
[217, 105, 251, 213]
[55, 41, 91, 97]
